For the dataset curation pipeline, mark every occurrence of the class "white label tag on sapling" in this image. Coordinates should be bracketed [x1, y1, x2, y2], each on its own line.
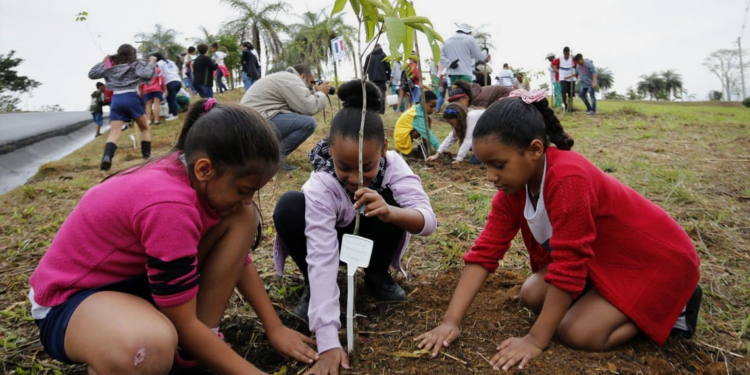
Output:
[340, 234, 374, 275]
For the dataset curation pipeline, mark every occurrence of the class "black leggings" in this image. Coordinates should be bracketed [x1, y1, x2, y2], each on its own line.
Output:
[273, 190, 405, 283]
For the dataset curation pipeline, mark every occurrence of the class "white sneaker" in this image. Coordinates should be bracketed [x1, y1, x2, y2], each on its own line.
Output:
[166, 115, 179, 122]
[147, 120, 152, 125]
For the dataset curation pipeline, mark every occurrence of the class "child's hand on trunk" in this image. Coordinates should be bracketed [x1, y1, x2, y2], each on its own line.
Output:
[353, 188, 392, 222]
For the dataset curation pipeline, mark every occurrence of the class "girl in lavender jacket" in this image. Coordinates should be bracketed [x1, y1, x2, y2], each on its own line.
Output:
[273, 80, 437, 374]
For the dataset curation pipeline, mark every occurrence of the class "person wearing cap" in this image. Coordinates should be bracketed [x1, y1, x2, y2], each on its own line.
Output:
[439, 24, 489, 87]
[240, 42, 261, 92]
[546, 53, 562, 108]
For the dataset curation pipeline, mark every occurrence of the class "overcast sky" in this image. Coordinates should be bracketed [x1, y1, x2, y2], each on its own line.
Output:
[1, 0, 748, 112]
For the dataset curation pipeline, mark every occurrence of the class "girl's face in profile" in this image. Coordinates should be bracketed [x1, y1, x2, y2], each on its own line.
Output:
[472, 136, 543, 195]
[446, 117, 459, 129]
[193, 159, 277, 217]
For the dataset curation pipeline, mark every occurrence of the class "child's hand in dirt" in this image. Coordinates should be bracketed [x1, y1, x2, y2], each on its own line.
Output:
[413, 322, 461, 358]
[490, 335, 544, 371]
[304, 348, 349, 375]
[268, 326, 319, 364]
[427, 153, 441, 162]
[354, 188, 392, 221]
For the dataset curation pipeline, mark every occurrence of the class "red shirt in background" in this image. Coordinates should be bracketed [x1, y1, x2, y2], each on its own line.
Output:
[551, 58, 560, 82]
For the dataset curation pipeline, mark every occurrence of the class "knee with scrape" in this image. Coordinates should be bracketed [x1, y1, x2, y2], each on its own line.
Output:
[133, 347, 148, 367]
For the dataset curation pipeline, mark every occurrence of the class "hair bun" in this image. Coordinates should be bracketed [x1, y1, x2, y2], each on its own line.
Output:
[337, 80, 382, 111]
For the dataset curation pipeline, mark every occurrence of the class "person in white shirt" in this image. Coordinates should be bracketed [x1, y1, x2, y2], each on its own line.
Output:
[427, 102, 484, 164]
[182, 47, 197, 96]
[210, 42, 229, 94]
[439, 24, 489, 86]
[390, 58, 405, 113]
[496, 64, 515, 87]
[557, 46, 576, 112]
[514, 72, 530, 90]
[150, 52, 183, 122]
[546, 53, 562, 108]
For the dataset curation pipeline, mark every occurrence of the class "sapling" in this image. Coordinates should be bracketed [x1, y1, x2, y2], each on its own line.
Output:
[331, 0, 442, 366]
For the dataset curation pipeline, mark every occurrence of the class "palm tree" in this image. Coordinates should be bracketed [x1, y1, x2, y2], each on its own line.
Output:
[192, 26, 219, 45]
[135, 24, 184, 65]
[661, 70, 683, 101]
[285, 9, 356, 78]
[636, 73, 665, 100]
[596, 67, 614, 97]
[220, 0, 289, 72]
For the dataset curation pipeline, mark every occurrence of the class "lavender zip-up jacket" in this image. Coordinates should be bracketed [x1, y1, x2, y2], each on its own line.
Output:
[273, 151, 437, 353]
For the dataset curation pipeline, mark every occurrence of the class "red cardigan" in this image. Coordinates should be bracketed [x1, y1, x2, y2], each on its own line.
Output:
[464, 147, 700, 345]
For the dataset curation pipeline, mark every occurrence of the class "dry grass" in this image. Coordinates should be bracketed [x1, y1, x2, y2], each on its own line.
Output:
[1, 90, 748, 374]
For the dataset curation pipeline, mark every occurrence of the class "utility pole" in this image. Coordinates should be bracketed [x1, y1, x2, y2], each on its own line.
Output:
[739, 37, 747, 99]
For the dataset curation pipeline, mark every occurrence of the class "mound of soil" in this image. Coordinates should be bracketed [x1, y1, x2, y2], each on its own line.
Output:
[161, 268, 748, 375]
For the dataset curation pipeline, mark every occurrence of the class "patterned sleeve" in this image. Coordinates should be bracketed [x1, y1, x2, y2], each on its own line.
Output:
[88, 62, 106, 80]
[463, 192, 520, 272]
[543, 176, 598, 299]
[133, 203, 203, 308]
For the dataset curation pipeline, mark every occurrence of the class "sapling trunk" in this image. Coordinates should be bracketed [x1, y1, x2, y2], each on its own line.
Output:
[413, 31, 433, 155]
[349, 28, 383, 367]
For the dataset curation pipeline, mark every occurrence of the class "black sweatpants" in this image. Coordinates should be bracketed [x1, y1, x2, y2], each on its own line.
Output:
[273, 190, 405, 283]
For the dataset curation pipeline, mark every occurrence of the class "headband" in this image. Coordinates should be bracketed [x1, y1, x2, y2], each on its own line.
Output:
[508, 89, 547, 104]
[444, 108, 460, 117]
[204, 98, 218, 112]
[447, 93, 468, 102]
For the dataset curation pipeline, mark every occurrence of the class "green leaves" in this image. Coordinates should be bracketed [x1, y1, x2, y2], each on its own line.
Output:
[331, 0, 443, 64]
[74, 11, 88, 22]
[383, 17, 405, 59]
[332, 0, 348, 16]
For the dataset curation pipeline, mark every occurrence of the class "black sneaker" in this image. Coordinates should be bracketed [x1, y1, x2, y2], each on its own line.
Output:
[293, 284, 311, 320]
[672, 285, 703, 339]
[365, 272, 406, 302]
[100, 155, 112, 171]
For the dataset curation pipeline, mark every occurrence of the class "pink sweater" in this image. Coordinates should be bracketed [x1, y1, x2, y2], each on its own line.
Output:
[30, 153, 221, 309]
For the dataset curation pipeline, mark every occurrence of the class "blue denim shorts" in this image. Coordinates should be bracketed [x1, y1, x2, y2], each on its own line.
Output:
[35, 275, 153, 364]
[110, 92, 146, 122]
[91, 112, 103, 126]
[143, 91, 164, 102]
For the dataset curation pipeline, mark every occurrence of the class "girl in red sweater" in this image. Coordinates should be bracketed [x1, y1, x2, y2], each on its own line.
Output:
[415, 90, 701, 371]
[29, 100, 318, 375]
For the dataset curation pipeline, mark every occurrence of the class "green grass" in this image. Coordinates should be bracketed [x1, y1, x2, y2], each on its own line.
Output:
[1, 91, 749, 373]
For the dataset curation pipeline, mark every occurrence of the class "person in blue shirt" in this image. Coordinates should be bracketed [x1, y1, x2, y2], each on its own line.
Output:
[574, 53, 598, 114]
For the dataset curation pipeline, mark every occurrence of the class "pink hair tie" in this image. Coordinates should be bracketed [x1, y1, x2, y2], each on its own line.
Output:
[509, 89, 548, 104]
[204, 98, 218, 112]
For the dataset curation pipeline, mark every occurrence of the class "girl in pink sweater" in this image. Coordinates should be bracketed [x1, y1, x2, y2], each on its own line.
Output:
[29, 99, 318, 375]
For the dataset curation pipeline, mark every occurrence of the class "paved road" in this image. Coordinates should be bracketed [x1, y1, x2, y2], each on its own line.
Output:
[0, 121, 110, 194]
[0, 112, 94, 144]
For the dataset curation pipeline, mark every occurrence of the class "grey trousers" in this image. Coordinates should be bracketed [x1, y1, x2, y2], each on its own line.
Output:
[269, 113, 317, 157]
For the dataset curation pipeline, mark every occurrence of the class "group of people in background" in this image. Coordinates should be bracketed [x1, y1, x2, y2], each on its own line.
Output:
[546, 47, 599, 114]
